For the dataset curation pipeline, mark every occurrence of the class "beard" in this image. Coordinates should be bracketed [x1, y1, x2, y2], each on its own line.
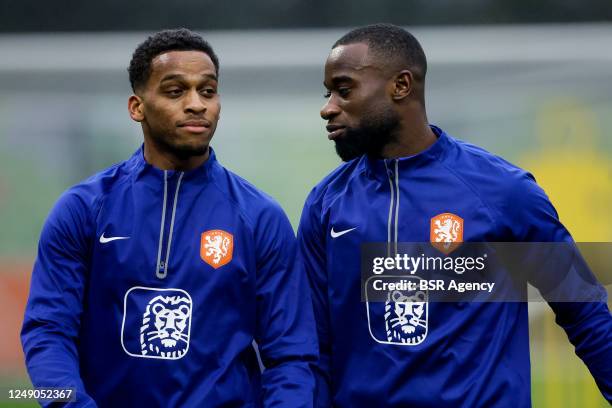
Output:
[159, 138, 209, 160]
[334, 106, 401, 162]
[147, 125, 213, 160]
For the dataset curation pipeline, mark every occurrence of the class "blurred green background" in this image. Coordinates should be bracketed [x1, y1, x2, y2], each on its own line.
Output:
[0, 4, 611, 406]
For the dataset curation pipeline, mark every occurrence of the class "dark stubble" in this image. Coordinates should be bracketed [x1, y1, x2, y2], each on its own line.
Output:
[147, 124, 211, 160]
[334, 105, 401, 162]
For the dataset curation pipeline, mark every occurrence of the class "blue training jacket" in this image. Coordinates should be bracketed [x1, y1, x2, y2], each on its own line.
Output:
[297, 125, 612, 407]
[22, 147, 318, 407]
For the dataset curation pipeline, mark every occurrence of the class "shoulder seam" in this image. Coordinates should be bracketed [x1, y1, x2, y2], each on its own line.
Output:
[325, 166, 367, 213]
[209, 176, 258, 232]
[436, 157, 504, 234]
[92, 166, 134, 226]
[310, 161, 366, 215]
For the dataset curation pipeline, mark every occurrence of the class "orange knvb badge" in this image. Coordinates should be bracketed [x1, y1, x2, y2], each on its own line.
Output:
[200, 230, 233, 269]
[430, 213, 464, 254]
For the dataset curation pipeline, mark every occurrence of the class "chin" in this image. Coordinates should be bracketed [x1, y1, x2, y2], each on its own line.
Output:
[148, 130, 212, 160]
[334, 137, 365, 162]
[335, 146, 361, 162]
[170, 142, 209, 159]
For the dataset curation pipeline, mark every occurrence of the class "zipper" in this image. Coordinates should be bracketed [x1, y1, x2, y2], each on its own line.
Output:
[384, 159, 400, 257]
[155, 170, 184, 279]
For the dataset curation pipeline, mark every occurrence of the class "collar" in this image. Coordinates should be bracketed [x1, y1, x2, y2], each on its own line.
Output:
[126, 145, 220, 183]
[363, 124, 450, 179]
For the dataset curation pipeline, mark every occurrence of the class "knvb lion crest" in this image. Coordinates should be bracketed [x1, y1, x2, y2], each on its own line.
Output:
[201, 229, 233, 268]
[384, 290, 428, 345]
[121, 287, 192, 360]
[140, 294, 192, 359]
[430, 212, 464, 254]
[365, 276, 429, 346]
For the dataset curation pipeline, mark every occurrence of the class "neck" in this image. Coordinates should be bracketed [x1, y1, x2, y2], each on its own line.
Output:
[143, 142, 210, 171]
[381, 118, 436, 159]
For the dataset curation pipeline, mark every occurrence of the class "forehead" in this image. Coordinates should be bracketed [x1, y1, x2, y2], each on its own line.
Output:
[327, 43, 370, 68]
[149, 50, 216, 81]
[325, 43, 381, 78]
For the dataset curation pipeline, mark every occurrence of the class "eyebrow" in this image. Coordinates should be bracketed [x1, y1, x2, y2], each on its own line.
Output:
[324, 75, 354, 88]
[160, 73, 218, 83]
[332, 75, 353, 84]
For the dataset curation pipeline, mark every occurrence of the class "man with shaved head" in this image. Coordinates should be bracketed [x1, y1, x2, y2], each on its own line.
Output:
[298, 23, 612, 407]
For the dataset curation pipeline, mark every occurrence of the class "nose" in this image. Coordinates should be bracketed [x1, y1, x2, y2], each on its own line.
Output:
[185, 89, 206, 114]
[320, 97, 340, 120]
[165, 314, 177, 330]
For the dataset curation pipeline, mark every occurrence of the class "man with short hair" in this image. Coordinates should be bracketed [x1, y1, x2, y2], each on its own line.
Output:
[22, 28, 317, 407]
[298, 23, 611, 407]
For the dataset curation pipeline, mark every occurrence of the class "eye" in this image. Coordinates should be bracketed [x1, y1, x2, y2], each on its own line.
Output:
[338, 87, 351, 97]
[323, 88, 351, 99]
[165, 88, 183, 97]
[201, 87, 217, 98]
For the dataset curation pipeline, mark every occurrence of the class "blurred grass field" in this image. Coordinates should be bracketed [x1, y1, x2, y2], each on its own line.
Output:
[530, 306, 610, 407]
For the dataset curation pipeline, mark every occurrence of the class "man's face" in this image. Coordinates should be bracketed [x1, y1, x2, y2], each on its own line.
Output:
[133, 50, 220, 159]
[321, 43, 400, 161]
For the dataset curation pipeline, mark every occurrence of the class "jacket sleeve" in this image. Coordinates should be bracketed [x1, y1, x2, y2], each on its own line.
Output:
[21, 189, 97, 408]
[254, 202, 318, 408]
[297, 189, 332, 408]
[510, 173, 612, 402]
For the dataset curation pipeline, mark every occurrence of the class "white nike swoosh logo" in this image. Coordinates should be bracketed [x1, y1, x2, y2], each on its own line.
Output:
[99, 233, 130, 244]
[330, 227, 357, 238]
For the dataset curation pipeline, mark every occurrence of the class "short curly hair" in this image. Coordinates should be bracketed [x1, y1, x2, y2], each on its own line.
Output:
[128, 28, 219, 92]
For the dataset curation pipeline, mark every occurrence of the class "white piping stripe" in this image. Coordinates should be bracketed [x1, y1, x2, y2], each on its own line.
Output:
[384, 160, 394, 258]
[155, 171, 168, 278]
[394, 160, 400, 255]
[163, 172, 184, 276]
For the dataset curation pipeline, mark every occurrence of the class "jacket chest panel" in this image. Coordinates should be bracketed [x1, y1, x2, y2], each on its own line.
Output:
[90, 191, 255, 296]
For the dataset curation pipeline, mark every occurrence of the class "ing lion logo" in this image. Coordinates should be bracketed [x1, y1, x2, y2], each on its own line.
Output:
[201, 229, 233, 268]
[140, 295, 192, 359]
[384, 290, 428, 345]
[431, 212, 464, 254]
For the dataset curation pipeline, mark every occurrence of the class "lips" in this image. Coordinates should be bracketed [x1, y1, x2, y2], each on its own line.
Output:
[178, 119, 211, 133]
[326, 124, 346, 140]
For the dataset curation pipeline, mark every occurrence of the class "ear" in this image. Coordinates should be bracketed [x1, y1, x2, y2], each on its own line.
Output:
[391, 70, 414, 101]
[128, 94, 145, 122]
[152, 303, 164, 316]
[178, 305, 190, 317]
